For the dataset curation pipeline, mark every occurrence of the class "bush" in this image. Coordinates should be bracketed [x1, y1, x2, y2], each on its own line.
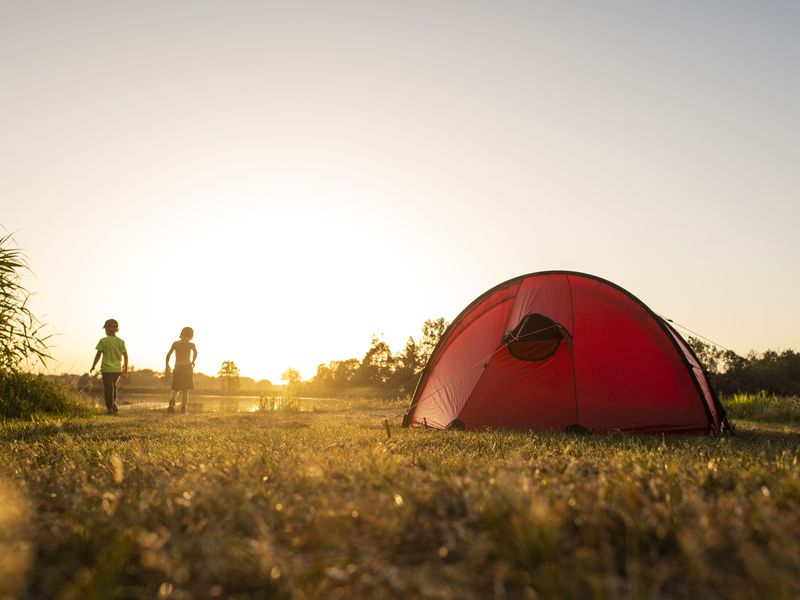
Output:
[0, 371, 89, 419]
[723, 392, 800, 425]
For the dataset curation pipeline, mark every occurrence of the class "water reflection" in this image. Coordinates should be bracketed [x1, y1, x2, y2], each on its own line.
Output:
[119, 394, 270, 413]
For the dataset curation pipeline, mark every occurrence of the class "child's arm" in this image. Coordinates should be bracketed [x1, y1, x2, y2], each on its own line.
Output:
[191, 343, 198, 368]
[165, 344, 175, 373]
[122, 351, 129, 375]
[90, 350, 102, 373]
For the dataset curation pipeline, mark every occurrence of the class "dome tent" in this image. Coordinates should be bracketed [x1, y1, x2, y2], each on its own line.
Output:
[403, 271, 730, 434]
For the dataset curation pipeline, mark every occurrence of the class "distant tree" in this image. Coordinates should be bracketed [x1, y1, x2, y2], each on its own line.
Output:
[126, 368, 163, 388]
[281, 367, 302, 406]
[399, 336, 420, 373]
[332, 359, 359, 386]
[295, 318, 450, 399]
[281, 368, 301, 385]
[306, 358, 362, 396]
[687, 337, 744, 375]
[390, 336, 422, 393]
[238, 376, 257, 390]
[726, 349, 800, 396]
[194, 372, 218, 391]
[417, 317, 449, 369]
[218, 361, 241, 392]
[688, 337, 726, 374]
[309, 363, 334, 394]
[687, 336, 800, 395]
[357, 335, 394, 384]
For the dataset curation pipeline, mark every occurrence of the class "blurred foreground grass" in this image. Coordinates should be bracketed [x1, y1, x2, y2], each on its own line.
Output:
[1, 395, 798, 599]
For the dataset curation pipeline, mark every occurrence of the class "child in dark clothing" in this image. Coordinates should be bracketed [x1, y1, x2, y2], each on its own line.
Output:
[165, 327, 197, 414]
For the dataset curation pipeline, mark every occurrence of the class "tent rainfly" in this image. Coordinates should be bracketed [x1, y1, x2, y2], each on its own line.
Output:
[403, 271, 731, 434]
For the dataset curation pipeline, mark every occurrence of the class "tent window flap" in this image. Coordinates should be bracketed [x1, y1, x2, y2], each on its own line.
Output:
[505, 313, 562, 361]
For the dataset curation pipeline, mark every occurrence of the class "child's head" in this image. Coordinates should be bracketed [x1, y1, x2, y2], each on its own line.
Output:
[180, 326, 194, 341]
[103, 318, 119, 335]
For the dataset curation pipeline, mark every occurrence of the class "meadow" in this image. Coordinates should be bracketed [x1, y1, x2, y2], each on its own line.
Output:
[1, 394, 798, 599]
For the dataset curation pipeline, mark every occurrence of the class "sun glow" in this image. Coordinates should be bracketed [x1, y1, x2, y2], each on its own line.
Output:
[30, 164, 445, 383]
[5, 1, 799, 384]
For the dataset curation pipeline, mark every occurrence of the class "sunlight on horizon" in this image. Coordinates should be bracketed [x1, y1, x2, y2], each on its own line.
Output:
[19, 165, 456, 382]
[4, 1, 800, 380]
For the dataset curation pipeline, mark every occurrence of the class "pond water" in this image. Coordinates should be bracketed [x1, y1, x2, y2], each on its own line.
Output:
[106, 393, 397, 415]
[117, 393, 269, 413]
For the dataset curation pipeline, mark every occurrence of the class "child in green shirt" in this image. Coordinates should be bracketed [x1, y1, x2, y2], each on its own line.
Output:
[90, 318, 128, 414]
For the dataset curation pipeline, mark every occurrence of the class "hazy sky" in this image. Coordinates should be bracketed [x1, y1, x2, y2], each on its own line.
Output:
[2, 1, 798, 381]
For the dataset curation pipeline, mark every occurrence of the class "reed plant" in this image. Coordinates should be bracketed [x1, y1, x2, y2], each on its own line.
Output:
[258, 389, 301, 412]
[0, 231, 87, 418]
[0, 232, 51, 373]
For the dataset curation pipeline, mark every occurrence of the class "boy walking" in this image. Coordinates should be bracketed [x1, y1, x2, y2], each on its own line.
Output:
[165, 327, 197, 414]
[90, 318, 128, 414]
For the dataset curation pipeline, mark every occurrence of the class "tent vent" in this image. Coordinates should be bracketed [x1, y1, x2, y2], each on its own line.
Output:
[504, 313, 562, 361]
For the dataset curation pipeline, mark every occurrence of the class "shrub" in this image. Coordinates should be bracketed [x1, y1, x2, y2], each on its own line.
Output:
[0, 371, 89, 419]
[723, 392, 800, 425]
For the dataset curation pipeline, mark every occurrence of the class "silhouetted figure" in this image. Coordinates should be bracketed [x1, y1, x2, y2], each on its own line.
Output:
[165, 327, 197, 414]
[90, 319, 128, 414]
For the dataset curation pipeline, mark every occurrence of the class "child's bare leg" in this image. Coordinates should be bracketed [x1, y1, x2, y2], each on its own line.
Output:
[168, 391, 177, 413]
[180, 390, 188, 413]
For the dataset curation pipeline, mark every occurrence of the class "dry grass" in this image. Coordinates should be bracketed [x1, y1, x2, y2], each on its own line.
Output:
[0, 395, 798, 599]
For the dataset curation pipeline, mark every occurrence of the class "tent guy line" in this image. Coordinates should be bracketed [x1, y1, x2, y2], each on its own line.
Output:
[659, 316, 734, 356]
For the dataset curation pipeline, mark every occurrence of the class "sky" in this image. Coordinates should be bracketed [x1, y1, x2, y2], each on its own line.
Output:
[2, 1, 798, 382]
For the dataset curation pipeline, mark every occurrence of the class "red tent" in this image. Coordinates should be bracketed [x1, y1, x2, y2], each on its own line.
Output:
[403, 271, 730, 434]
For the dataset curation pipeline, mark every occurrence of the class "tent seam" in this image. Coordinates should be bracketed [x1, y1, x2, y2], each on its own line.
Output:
[567, 275, 579, 426]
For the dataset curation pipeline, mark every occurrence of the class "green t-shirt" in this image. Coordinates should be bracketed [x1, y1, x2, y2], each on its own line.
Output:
[96, 336, 127, 372]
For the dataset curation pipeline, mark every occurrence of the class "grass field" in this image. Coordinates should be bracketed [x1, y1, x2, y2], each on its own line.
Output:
[1, 395, 799, 599]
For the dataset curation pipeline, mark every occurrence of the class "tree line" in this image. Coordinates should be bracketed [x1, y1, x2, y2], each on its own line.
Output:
[297, 328, 800, 399]
[688, 337, 800, 396]
[66, 326, 800, 400]
[294, 329, 800, 399]
[292, 317, 449, 398]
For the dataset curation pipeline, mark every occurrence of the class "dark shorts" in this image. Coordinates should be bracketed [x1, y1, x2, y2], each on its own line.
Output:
[172, 364, 194, 391]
